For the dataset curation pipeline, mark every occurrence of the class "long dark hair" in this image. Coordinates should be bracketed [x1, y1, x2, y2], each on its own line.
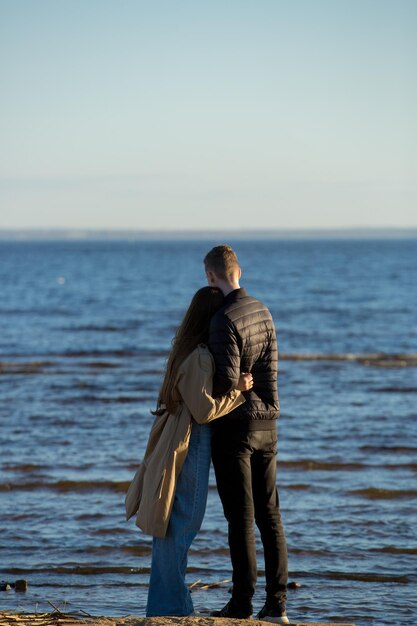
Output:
[154, 286, 224, 415]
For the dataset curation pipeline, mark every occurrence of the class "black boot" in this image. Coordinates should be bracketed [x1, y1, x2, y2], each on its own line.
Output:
[210, 598, 253, 619]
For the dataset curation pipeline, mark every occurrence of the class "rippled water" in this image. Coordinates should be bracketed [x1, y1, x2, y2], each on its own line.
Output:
[1, 239, 416, 625]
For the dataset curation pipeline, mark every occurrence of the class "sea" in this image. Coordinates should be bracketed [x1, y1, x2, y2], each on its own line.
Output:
[0, 238, 416, 625]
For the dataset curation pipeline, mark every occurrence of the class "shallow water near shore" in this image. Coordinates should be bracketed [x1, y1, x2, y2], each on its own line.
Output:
[1, 239, 416, 626]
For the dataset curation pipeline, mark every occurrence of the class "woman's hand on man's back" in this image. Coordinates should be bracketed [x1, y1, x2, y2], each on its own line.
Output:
[237, 372, 253, 391]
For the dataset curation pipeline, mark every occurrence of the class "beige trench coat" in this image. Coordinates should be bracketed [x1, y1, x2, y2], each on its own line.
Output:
[125, 344, 245, 538]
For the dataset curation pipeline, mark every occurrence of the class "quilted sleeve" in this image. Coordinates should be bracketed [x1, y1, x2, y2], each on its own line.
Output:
[176, 349, 245, 424]
[208, 314, 241, 397]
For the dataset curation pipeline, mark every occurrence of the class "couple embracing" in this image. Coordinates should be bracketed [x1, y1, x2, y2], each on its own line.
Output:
[126, 245, 289, 624]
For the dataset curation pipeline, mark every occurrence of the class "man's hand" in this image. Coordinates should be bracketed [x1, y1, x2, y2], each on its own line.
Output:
[237, 372, 253, 391]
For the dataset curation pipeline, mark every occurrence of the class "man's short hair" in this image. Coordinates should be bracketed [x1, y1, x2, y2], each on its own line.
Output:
[204, 245, 239, 281]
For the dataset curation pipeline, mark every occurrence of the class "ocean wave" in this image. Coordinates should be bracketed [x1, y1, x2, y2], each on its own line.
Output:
[348, 487, 417, 500]
[62, 349, 139, 358]
[368, 386, 417, 393]
[385, 463, 417, 472]
[360, 445, 417, 454]
[2, 463, 50, 473]
[84, 361, 121, 368]
[0, 479, 130, 493]
[1, 565, 150, 576]
[280, 353, 417, 367]
[83, 545, 151, 556]
[280, 459, 365, 471]
[314, 571, 410, 584]
[2, 353, 416, 375]
[60, 323, 141, 332]
[281, 483, 312, 490]
[76, 512, 107, 520]
[0, 361, 56, 375]
[93, 527, 129, 536]
[0, 564, 411, 586]
[59, 394, 149, 405]
[370, 546, 417, 555]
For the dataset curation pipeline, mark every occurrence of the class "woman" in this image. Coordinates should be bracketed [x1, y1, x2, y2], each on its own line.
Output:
[125, 286, 253, 616]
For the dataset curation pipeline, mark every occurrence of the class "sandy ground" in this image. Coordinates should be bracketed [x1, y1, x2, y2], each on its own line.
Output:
[0, 612, 356, 626]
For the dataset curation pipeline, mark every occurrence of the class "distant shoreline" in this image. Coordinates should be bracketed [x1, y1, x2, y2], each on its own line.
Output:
[1, 227, 417, 241]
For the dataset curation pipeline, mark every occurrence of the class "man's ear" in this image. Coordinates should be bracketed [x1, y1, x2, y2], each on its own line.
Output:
[206, 270, 216, 285]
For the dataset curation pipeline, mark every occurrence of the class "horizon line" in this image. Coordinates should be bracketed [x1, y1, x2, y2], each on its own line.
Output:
[1, 226, 417, 241]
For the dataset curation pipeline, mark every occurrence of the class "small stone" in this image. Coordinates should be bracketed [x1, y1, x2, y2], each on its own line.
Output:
[14, 579, 28, 592]
[287, 580, 301, 589]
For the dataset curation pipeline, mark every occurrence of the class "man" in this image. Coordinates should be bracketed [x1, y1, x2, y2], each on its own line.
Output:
[204, 244, 289, 624]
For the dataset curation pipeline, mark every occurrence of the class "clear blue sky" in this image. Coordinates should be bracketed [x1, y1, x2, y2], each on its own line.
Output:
[0, 0, 415, 230]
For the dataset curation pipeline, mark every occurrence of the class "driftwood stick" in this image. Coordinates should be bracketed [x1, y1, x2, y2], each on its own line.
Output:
[46, 600, 65, 616]
[188, 578, 201, 589]
[77, 610, 94, 617]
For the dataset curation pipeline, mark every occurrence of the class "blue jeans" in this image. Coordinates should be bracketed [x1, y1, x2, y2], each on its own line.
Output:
[146, 422, 212, 616]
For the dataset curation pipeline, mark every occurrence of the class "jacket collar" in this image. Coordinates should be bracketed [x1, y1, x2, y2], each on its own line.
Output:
[223, 287, 248, 305]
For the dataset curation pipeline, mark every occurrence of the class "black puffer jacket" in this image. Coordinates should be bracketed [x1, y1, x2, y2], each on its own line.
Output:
[208, 288, 279, 429]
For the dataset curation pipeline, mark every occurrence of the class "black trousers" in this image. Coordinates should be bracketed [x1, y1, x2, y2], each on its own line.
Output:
[211, 427, 288, 607]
